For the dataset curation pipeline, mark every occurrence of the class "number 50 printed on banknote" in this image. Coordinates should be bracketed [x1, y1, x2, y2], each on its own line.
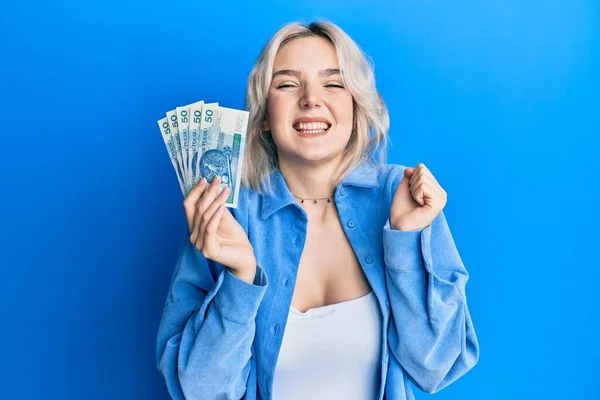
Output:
[158, 101, 249, 208]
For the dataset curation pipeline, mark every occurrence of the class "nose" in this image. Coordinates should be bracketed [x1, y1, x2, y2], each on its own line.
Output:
[299, 83, 322, 109]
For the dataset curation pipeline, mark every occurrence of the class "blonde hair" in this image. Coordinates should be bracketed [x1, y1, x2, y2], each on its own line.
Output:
[242, 20, 389, 193]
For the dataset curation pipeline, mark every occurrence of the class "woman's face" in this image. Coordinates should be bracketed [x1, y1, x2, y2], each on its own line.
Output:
[265, 36, 354, 168]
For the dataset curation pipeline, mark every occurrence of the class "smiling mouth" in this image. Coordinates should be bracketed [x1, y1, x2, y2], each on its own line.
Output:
[292, 121, 331, 134]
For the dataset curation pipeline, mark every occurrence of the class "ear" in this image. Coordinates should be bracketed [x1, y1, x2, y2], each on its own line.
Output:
[262, 111, 271, 132]
[262, 118, 271, 132]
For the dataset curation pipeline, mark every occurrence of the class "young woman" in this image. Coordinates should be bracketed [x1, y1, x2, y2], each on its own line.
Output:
[156, 20, 479, 400]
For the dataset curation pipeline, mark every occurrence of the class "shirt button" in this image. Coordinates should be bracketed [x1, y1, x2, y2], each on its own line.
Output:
[365, 255, 374, 264]
[347, 220, 356, 228]
[385, 298, 390, 307]
[281, 278, 289, 287]
[339, 187, 346, 196]
[270, 324, 280, 335]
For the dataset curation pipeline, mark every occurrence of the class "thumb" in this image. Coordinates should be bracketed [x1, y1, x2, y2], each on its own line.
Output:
[401, 167, 415, 185]
[395, 168, 413, 199]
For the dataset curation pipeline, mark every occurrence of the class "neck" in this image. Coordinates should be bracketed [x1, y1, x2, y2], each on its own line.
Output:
[278, 158, 340, 201]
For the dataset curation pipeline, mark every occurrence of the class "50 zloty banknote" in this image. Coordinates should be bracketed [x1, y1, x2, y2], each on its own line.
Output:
[158, 101, 249, 208]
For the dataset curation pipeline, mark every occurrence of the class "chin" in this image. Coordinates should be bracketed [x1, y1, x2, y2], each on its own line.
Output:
[287, 149, 346, 166]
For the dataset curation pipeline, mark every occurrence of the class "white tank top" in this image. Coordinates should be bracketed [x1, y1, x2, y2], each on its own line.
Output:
[272, 290, 382, 400]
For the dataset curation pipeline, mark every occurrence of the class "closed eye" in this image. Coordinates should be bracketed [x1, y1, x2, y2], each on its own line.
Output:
[276, 84, 297, 89]
[325, 84, 345, 89]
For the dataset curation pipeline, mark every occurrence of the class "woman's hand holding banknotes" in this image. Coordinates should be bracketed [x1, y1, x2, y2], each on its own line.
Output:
[184, 176, 257, 284]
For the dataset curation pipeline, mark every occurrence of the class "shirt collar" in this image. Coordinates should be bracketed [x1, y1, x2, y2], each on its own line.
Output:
[260, 161, 380, 220]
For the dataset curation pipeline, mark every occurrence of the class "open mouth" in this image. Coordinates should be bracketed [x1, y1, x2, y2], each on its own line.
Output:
[292, 121, 332, 135]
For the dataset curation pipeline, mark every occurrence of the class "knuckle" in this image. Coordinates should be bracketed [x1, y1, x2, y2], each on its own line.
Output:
[184, 200, 195, 210]
[201, 248, 212, 259]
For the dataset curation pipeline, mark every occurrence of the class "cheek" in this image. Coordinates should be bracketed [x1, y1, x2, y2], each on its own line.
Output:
[336, 96, 354, 127]
[267, 93, 293, 124]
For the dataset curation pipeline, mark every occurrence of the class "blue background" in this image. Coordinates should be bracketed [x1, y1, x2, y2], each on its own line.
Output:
[1, 1, 598, 399]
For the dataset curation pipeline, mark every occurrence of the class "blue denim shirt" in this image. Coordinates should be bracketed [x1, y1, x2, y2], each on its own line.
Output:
[156, 162, 479, 400]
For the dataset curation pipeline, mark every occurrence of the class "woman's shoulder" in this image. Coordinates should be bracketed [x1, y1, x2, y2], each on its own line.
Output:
[377, 162, 409, 177]
[368, 162, 410, 192]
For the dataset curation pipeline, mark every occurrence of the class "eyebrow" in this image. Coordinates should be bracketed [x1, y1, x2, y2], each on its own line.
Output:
[272, 68, 341, 79]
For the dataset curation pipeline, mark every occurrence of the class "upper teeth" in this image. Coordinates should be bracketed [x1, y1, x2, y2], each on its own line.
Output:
[295, 122, 329, 131]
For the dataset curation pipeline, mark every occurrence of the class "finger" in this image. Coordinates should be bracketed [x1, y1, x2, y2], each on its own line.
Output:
[416, 182, 440, 210]
[199, 184, 230, 235]
[199, 176, 223, 209]
[202, 205, 228, 259]
[409, 165, 421, 188]
[184, 178, 207, 232]
[415, 163, 429, 182]
[420, 183, 436, 209]
[392, 169, 411, 206]
[197, 186, 231, 250]
[411, 181, 431, 207]
[191, 177, 223, 242]
[420, 165, 443, 194]
[401, 167, 414, 187]
[393, 168, 415, 206]
[409, 164, 446, 208]
[197, 186, 230, 250]
[206, 204, 226, 236]
[413, 171, 434, 190]
[410, 181, 423, 206]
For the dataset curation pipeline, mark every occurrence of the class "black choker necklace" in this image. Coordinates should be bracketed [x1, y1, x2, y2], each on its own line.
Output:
[291, 193, 333, 204]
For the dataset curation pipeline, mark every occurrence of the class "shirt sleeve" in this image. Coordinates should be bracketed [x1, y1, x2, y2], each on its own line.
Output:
[383, 210, 479, 394]
[156, 236, 268, 400]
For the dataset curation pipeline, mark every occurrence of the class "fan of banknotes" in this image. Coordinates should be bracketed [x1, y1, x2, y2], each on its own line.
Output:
[157, 101, 249, 208]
